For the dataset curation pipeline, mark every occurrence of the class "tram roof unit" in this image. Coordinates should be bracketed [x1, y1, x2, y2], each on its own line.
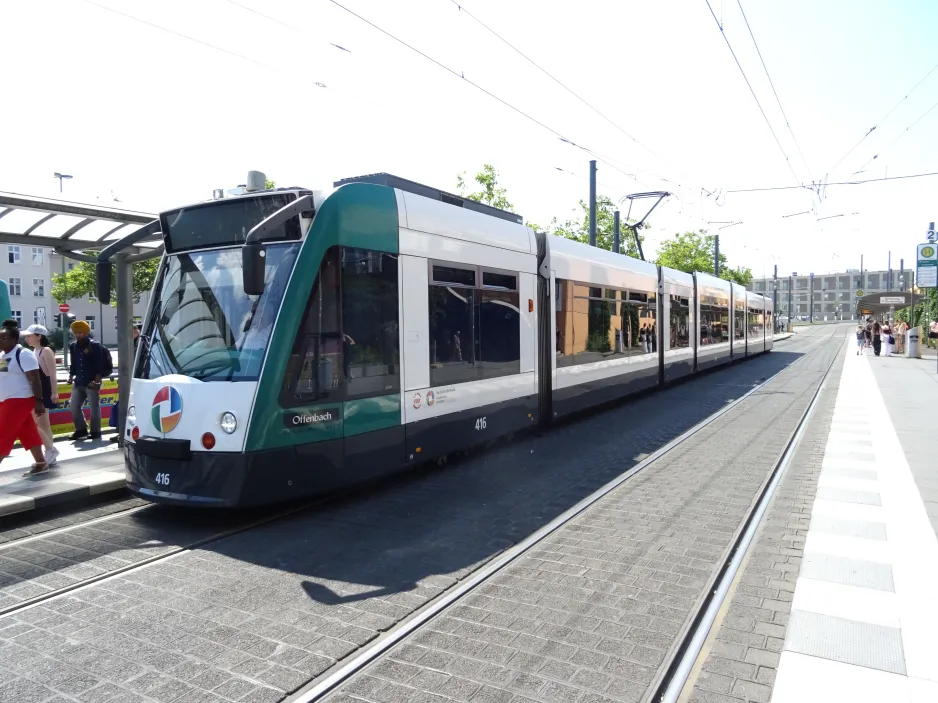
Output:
[695, 271, 732, 298]
[334, 173, 524, 225]
[661, 266, 694, 290]
[547, 232, 658, 289]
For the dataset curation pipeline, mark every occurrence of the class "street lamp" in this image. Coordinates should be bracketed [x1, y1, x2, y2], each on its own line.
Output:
[53, 172, 72, 192]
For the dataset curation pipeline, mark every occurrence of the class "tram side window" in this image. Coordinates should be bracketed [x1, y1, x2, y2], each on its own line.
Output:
[428, 263, 520, 385]
[670, 295, 690, 348]
[280, 246, 400, 407]
[700, 299, 728, 345]
[622, 291, 656, 356]
[281, 247, 342, 406]
[341, 248, 400, 399]
[555, 282, 628, 367]
[749, 306, 762, 338]
[734, 305, 745, 340]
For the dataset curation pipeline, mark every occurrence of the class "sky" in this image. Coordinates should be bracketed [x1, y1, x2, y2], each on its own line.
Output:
[3, 0, 938, 281]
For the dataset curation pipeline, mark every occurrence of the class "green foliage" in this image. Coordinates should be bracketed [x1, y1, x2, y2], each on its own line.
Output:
[265, 177, 276, 190]
[655, 230, 753, 286]
[895, 288, 938, 327]
[530, 196, 644, 259]
[456, 165, 515, 212]
[51, 258, 160, 306]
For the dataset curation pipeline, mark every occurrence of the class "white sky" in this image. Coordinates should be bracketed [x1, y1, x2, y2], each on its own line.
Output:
[2, 0, 937, 280]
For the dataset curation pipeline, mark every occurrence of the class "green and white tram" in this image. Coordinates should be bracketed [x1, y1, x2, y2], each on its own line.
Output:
[125, 172, 773, 507]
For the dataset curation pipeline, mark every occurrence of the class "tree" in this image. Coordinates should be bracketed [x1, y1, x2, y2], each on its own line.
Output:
[456, 165, 515, 212]
[52, 258, 160, 306]
[530, 196, 645, 259]
[265, 177, 276, 190]
[655, 230, 752, 286]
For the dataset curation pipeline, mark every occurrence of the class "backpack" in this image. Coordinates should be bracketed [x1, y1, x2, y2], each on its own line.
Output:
[100, 343, 114, 377]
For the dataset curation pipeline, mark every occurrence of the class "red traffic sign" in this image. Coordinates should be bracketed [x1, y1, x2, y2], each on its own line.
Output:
[58, 303, 70, 313]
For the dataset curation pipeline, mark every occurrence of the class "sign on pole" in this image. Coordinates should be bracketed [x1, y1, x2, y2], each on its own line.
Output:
[917, 243, 937, 288]
[58, 303, 70, 313]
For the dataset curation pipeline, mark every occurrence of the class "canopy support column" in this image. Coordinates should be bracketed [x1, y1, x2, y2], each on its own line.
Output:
[115, 252, 133, 446]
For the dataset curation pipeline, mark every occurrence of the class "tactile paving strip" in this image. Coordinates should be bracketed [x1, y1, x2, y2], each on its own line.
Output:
[820, 467, 878, 481]
[816, 487, 883, 506]
[809, 515, 887, 541]
[786, 610, 906, 675]
[800, 552, 895, 591]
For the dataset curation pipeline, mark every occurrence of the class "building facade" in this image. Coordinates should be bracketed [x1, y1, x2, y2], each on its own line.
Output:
[750, 268, 914, 322]
[2, 244, 150, 346]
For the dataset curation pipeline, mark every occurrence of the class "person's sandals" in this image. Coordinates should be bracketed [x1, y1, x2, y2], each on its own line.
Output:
[22, 463, 49, 477]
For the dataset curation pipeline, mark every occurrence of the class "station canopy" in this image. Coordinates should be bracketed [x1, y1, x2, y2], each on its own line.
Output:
[855, 291, 921, 318]
[0, 191, 160, 254]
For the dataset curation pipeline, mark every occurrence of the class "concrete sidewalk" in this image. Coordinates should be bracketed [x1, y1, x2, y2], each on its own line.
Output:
[769, 346, 938, 702]
[0, 440, 125, 517]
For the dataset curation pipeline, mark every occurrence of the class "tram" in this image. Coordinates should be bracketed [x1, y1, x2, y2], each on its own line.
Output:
[124, 172, 773, 507]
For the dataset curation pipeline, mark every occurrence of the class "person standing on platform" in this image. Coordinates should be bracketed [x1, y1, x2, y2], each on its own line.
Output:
[0, 321, 48, 476]
[872, 320, 882, 357]
[856, 324, 866, 355]
[22, 325, 59, 466]
[67, 320, 106, 440]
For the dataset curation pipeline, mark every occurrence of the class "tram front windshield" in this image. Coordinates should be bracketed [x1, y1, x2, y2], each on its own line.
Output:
[136, 243, 300, 382]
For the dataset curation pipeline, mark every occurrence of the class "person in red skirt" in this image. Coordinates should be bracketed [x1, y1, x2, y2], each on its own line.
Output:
[0, 320, 48, 476]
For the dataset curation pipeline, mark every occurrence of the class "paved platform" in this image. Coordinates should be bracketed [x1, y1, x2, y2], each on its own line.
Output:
[0, 442, 125, 517]
[689, 340, 938, 703]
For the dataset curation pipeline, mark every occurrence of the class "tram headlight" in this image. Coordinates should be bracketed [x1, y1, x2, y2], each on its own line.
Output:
[219, 411, 238, 434]
[127, 405, 136, 425]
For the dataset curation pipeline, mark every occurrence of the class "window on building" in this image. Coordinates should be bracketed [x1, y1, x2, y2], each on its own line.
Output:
[7, 277, 21, 296]
[428, 262, 520, 385]
[68, 262, 76, 271]
[7, 246, 20, 264]
[32, 278, 44, 297]
[10, 310, 22, 327]
[31, 248, 43, 266]
[34, 307, 46, 326]
[87, 315, 96, 332]
[280, 246, 401, 407]
[669, 295, 690, 348]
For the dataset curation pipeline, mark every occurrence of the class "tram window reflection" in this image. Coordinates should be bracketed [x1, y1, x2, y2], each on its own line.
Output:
[670, 295, 690, 349]
[428, 261, 521, 385]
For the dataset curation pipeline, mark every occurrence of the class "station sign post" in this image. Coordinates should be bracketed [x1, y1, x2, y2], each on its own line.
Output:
[918, 224, 937, 371]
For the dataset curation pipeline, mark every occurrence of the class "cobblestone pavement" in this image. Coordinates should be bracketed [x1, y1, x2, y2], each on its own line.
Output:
[683, 337, 846, 703]
[0, 496, 147, 546]
[314, 330, 847, 703]
[0, 327, 837, 703]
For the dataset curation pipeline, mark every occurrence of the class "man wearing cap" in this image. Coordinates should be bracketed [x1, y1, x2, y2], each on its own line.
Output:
[67, 320, 106, 440]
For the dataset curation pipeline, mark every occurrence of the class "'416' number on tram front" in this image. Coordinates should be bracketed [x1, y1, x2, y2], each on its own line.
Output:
[475, 417, 487, 431]
[154, 473, 171, 486]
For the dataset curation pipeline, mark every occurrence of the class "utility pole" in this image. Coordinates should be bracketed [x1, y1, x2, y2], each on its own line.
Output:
[888, 250, 892, 290]
[588, 160, 597, 247]
[787, 275, 793, 330]
[860, 254, 864, 290]
[809, 273, 814, 323]
[613, 210, 620, 254]
[714, 235, 720, 277]
[773, 264, 778, 331]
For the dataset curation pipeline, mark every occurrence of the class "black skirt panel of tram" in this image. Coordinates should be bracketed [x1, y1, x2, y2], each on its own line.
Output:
[125, 425, 407, 508]
[551, 365, 659, 419]
[404, 394, 538, 461]
[696, 350, 732, 372]
[663, 359, 694, 383]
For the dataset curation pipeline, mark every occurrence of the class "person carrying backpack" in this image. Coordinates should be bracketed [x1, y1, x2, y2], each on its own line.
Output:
[67, 320, 108, 440]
